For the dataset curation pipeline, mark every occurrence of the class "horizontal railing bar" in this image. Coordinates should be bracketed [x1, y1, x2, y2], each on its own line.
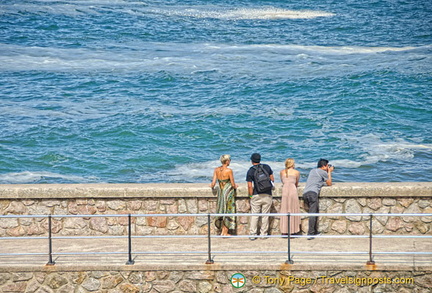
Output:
[53, 235, 206, 240]
[0, 253, 47, 256]
[374, 235, 432, 239]
[137, 251, 288, 255]
[125, 234, 370, 239]
[50, 251, 374, 256]
[134, 251, 208, 255]
[0, 215, 48, 219]
[289, 235, 368, 238]
[1, 213, 431, 219]
[0, 214, 129, 219]
[213, 251, 368, 255]
[132, 235, 207, 239]
[2, 251, 430, 257]
[2, 234, 431, 241]
[365, 213, 432, 217]
[52, 235, 207, 240]
[52, 252, 127, 255]
[209, 213, 432, 217]
[206, 235, 370, 239]
[52, 251, 369, 255]
[0, 236, 47, 240]
[289, 251, 432, 255]
[374, 252, 432, 255]
[51, 236, 127, 239]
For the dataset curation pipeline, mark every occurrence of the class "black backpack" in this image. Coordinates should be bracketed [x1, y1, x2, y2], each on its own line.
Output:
[253, 164, 272, 193]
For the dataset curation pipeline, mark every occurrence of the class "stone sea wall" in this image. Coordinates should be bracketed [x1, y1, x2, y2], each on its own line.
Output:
[0, 265, 431, 293]
[0, 182, 431, 237]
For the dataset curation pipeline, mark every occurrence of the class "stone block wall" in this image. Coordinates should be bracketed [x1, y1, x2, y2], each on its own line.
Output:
[0, 182, 431, 237]
[0, 266, 431, 293]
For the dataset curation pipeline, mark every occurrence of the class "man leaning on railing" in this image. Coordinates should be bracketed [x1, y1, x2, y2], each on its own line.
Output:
[303, 158, 334, 240]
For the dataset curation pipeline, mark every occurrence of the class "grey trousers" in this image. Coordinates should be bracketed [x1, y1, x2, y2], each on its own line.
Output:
[250, 194, 272, 236]
[303, 191, 319, 235]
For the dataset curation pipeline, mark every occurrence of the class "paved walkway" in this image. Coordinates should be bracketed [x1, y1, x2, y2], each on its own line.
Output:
[1, 235, 431, 268]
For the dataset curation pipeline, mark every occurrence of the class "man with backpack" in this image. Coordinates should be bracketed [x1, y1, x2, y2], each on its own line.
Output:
[246, 153, 275, 240]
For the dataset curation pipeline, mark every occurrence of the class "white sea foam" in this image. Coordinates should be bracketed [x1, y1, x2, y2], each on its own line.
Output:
[166, 160, 255, 183]
[271, 44, 418, 54]
[0, 42, 425, 73]
[223, 8, 335, 20]
[165, 159, 345, 183]
[1, 3, 331, 19]
[164, 137, 432, 183]
[343, 134, 432, 166]
[375, 143, 432, 150]
[156, 7, 335, 20]
[0, 171, 96, 184]
[362, 142, 431, 163]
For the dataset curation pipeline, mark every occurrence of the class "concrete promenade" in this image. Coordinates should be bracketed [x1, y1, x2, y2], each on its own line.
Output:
[1, 234, 431, 270]
[1, 237, 431, 293]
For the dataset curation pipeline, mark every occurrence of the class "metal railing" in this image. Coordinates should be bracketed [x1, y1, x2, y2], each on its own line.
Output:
[0, 212, 431, 266]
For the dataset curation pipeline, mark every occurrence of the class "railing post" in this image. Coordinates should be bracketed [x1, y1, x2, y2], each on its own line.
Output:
[46, 215, 55, 265]
[366, 214, 375, 265]
[205, 214, 214, 264]
[285, 213, 294, 264]
[126, 214, 135, 265]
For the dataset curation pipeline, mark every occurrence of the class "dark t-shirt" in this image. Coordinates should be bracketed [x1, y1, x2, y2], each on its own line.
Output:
[246, 164, 273, 195]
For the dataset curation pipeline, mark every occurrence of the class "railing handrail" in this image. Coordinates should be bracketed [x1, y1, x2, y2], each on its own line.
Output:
[1, 212, 431, 218]
[0, 212, 431, 266]
[2, 234, 432, 240]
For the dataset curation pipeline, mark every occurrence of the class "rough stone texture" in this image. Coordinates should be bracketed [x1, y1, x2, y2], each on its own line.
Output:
[0, 269, 429, 293]
[331, 220, 347, 234]
[0, 183, 431, 237]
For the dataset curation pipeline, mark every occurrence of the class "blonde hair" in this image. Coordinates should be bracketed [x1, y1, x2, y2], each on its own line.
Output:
[285, 158, 295, 169]
[220, 154, 231, 164]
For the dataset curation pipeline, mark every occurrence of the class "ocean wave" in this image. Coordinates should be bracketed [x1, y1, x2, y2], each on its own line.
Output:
[224, 8, 335, 20]
[0, 0, 148, 16]
[1, 2, 334, 20]
[343, 134, 432, 165]
[205, 43, 428, 55]
[163, 159, 365, 183]
[154, 7, 335, 20]
[163, 138, 432, 183]
[0, 171, 98, 184]
[0, 42, 427, 73]
[277, 45, 419, 54]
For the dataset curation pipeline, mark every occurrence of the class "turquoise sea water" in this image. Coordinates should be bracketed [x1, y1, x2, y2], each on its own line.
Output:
[0, 0, 431, 184]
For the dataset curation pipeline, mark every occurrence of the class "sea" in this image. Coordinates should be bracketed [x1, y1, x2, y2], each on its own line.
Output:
[0, 0, 431, 184]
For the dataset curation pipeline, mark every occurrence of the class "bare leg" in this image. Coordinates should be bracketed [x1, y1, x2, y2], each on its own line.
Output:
[221, 224, 231, 236]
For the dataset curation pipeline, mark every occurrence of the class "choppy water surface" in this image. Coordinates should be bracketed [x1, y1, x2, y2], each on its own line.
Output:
[0, 0, 431, 184]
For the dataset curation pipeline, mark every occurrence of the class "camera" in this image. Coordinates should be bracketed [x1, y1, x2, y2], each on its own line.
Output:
[328, 164, 335, 169]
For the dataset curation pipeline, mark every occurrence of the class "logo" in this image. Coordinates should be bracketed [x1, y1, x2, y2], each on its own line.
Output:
[231, 273, 246, 288]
